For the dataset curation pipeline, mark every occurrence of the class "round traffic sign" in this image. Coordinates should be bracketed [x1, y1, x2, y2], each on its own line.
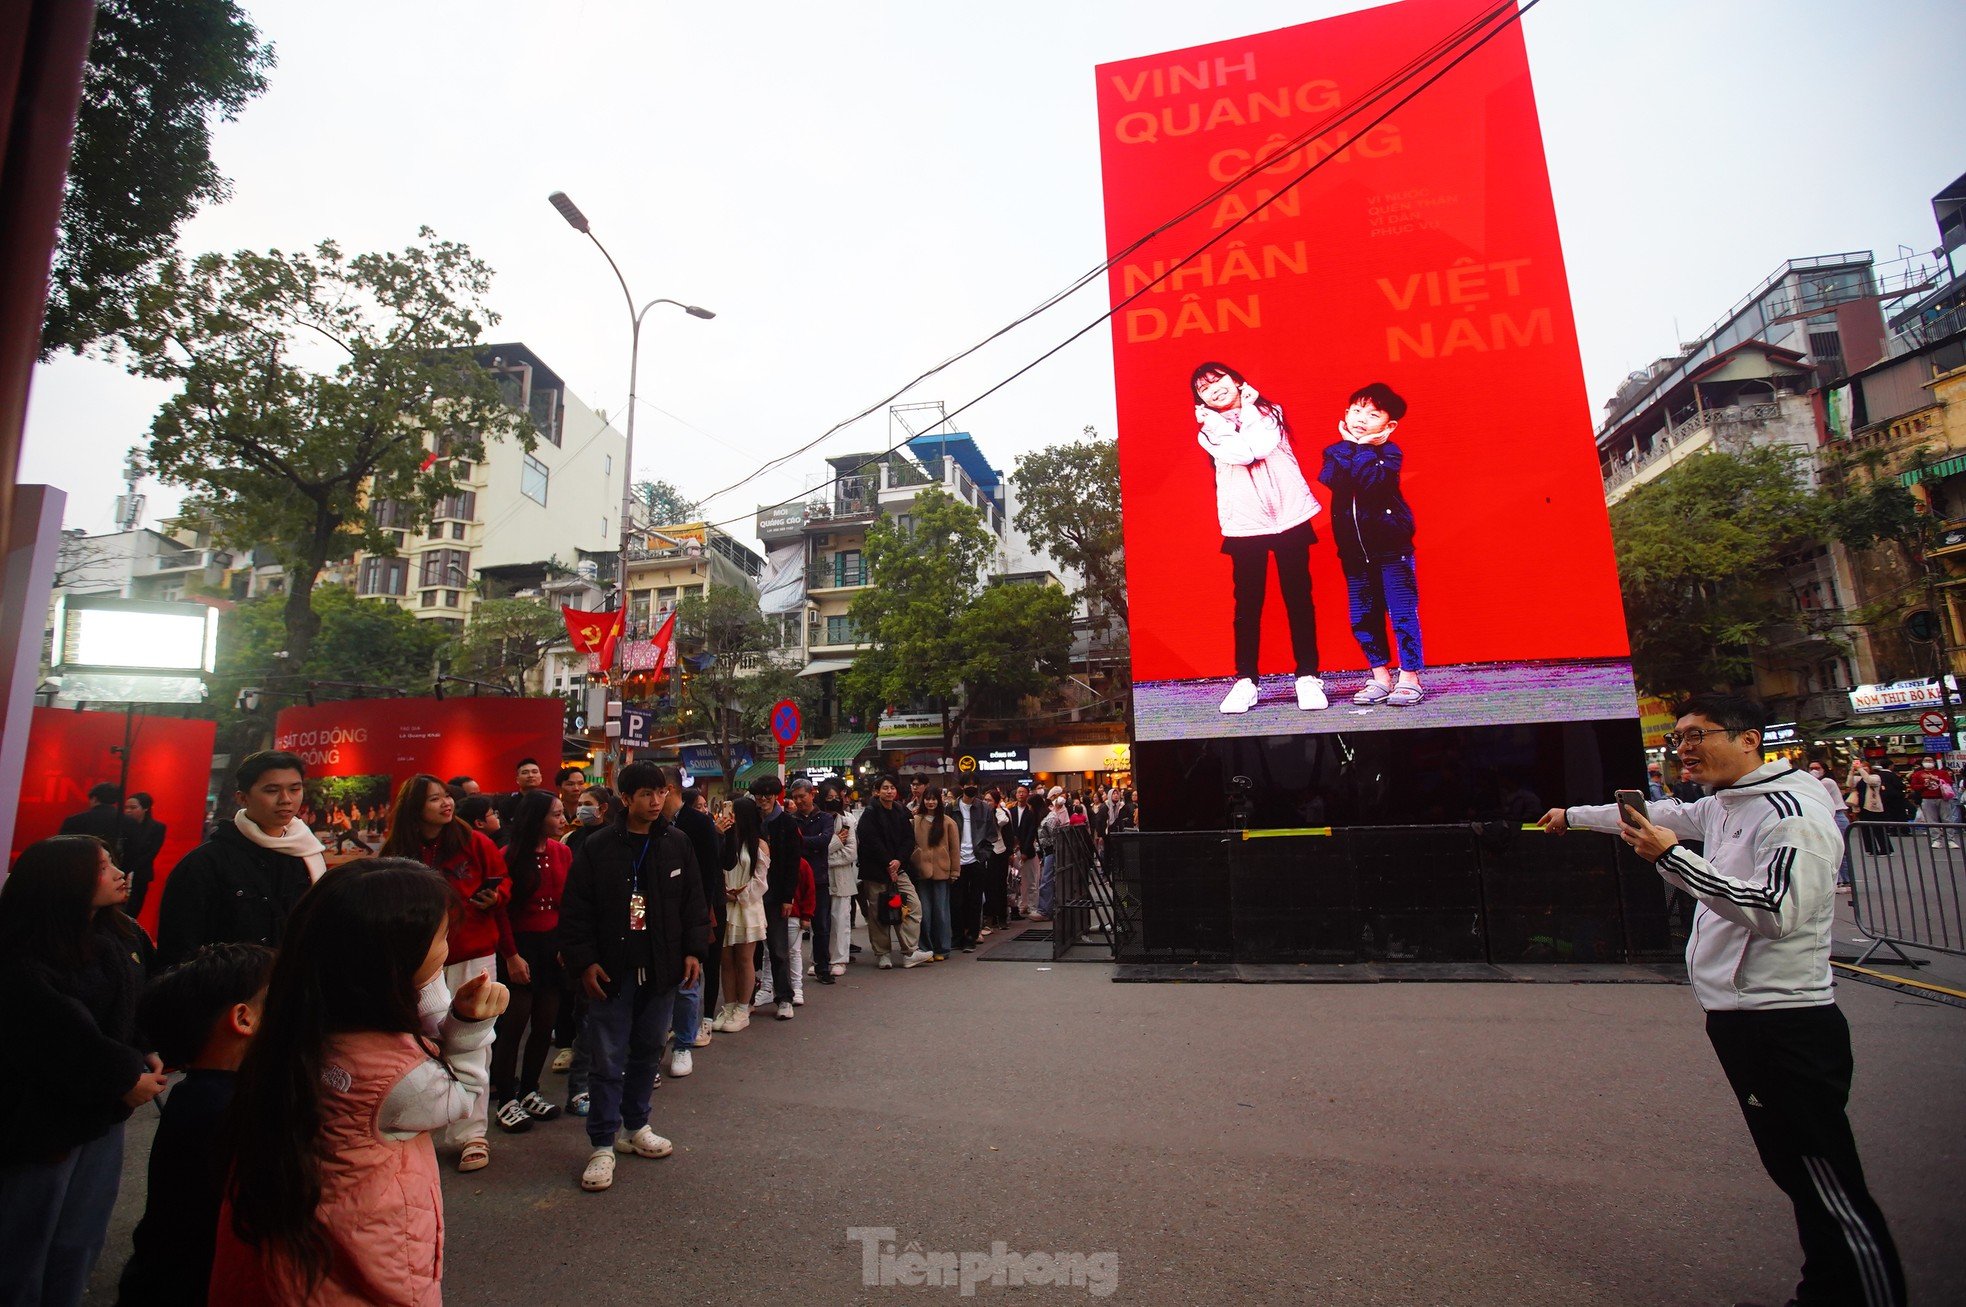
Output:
[1919, 709, 1948, 737]
[769, 699, 802, 746]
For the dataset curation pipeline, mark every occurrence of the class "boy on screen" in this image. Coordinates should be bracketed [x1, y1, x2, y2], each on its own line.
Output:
[1319, 382, 1425, 706]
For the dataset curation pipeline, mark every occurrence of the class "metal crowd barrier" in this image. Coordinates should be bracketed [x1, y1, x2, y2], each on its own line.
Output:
[1845, 819, 1966, 964]
[1050, 825, 1117, 961]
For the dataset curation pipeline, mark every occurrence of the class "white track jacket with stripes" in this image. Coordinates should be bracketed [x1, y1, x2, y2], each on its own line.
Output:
[1567, 762, 1840, 1011]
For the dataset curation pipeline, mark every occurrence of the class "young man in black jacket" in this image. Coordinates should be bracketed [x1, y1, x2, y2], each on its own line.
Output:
[789, 778, 837, 986]
[856, 775, 929, 967]
[155, 753, 319, 967]
[748, 776, 804, 1016]
[558, 762, 709, 1192]
[664, 782, 727, 1074]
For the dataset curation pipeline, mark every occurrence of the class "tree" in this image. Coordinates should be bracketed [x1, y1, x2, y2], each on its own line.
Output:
[122, 229, 528, 666]
[840, 485, 1071, 755]
[209, 587, 448, 757]
[1611, 445, 1916, 699]
[453, 597, 566, 692]
[674, 584, 811, 785]
[634, 480, 699, 525]
[1011, 426, 1128, 627]
[44, 0, 274, 356]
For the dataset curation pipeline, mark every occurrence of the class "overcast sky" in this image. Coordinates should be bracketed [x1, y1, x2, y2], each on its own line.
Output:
[21, 0, 1966, 546]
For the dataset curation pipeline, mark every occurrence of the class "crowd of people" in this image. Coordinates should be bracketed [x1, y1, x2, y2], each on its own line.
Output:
[0, 745, 1139, 1304]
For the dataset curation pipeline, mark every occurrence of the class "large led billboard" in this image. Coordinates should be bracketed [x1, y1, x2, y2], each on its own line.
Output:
[1098, 0, 1633, 742]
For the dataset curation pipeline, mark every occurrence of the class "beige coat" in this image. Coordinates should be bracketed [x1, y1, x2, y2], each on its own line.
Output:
[911, 813, 960, 880]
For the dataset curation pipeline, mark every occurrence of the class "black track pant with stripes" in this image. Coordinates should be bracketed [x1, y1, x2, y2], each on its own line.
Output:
[1705, 1005, 1905, 1307]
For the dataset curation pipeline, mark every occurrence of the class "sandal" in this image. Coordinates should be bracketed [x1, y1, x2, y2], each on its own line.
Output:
[457, 1139, 490, 1172]
[1386, 683, 1424, 707]
[1353, 680, 1392, 705]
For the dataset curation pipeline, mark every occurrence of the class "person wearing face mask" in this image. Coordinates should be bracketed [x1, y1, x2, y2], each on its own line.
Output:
[565, 786, 616, 853]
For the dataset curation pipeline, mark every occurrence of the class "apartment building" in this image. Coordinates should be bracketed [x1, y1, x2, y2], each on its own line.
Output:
[353, 343, 625, 628]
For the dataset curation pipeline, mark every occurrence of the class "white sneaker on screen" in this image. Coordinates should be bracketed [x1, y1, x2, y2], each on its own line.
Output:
[1219, 678, 1259, 714]
[1296, 676, 1328, 710]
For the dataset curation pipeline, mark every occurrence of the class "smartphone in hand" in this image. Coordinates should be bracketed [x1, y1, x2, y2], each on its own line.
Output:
[1614, 789, 1648, 826]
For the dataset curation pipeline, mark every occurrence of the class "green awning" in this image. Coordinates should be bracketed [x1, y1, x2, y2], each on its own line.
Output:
[733, 758, 778, 789]
[1900, 454, 1966, 486]
[802, 731, 873, 769]
[1811, 721, 1924, 740]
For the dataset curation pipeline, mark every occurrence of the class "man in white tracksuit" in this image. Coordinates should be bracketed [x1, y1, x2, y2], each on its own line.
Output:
[1541, 693, 1904, 1307]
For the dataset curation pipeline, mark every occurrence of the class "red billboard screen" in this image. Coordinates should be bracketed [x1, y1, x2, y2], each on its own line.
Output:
[1097, 0, 1632, 741]
[271, 696, 566, 789]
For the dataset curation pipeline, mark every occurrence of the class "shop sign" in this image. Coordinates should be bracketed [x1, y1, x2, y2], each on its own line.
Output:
[956, 746, 1030, 775]
[1762, 721, 1798, 746]
[1848, 677, 1959, 714]
[877, 711, 943, 746]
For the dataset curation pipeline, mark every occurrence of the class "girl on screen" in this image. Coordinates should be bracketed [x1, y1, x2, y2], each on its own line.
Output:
[1190, 361, 1326, 715]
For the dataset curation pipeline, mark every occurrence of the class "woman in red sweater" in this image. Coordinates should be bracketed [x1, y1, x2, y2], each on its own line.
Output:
[486, 789, 571, 1133]
[380, 773, 513, 1172]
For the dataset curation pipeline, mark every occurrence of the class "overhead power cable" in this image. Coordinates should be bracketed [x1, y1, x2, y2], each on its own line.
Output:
[691, 0, 1527, 515]
[697, 0, 1544, 535]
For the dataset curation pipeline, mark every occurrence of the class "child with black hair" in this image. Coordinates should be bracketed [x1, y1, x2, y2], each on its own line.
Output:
[1319, 382, 1427, 706]
[114, 942, 274, 1307]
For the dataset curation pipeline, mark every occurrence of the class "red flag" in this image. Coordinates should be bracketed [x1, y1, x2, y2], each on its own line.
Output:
[561, 607, 625, 668]
[648, 610, 677, 674]
[419, 449, 440, 472]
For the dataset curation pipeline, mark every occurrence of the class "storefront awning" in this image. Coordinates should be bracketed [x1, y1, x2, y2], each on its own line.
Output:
[733, 758, 779, 789]
[798, 658, 855, 678]
[1900, 454, 1966, 486]
[802, 731, 873, 768]
[1810, 722, 1923, 741]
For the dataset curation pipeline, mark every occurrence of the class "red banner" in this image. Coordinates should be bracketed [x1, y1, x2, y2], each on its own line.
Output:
[271, 696, 565, 788]
[10, 708, 216, 937]
[1097, 0, 1632, 740]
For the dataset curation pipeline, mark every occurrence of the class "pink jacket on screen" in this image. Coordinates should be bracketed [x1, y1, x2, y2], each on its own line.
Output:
[1196, 400, 1320, 539]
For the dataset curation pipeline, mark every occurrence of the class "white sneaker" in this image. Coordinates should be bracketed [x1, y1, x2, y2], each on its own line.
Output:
[830, 963, 847, 976]
[615, 1125, 673, 1158]
[775, 1000, 794, 1020]
[725, 1006, 750, 1031]
[752, 987, 775, 1008]
[667, 1047, 693, 1077]
[581, 1147, 616, 1191]
[1218, 677, 1260, 714]
[696, 1019, 714, 1046]
[902, 949, 933, 968]
[792, 990, 805, 1006]
[1295, 675, 1328, 710]
[877, 956, 894, 970]
[710, 1003, 732, 1032]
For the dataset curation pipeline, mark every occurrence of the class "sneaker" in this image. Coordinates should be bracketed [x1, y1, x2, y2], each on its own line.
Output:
[775, 1000, 794, 1020]
[980, 928, 993, 937]
[1352, 679, 1392, 705]
[696, 1019, 715, 1046]
[831, 963, 847, 976]
[850, 943, 864, 953]
[519, 1092, 561, 1121]
[580, 1147, 616, 1191]
[902, 949, 933, 968]
[752, 988, 776, 1008]
[616, 1125, 673, 1159]
[806, 964, 819, 976]
[569, 1092, 590, 1117]
[877, 956, 895, 970]
[725, 1006, 751, 1031]
[792, 990, 806, 1006]
[1295, 675, 1328, 710]
[817, 971, 836, 985]
[961, 944, 977, 953]
[495, 1099, 532, 1133]
[1218, 677, 1260, 714]
[667, 1047, 693, 1078]
[550, 1047, 574, 1073]
[933, 953, 948, 962]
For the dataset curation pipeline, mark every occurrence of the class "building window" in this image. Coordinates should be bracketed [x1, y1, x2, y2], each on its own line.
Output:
[825, 615, 860, 645]
[434, 490, 477, 521]
[427, 521, 442, 539]
[419, 548, 470, 588]
[522, 453, 549, 506]
[421, 589, 437, 608]
[360, 557, 408, 597]
[444, 590, 459, 608]
[604, 454, 612, 475]
[450, 521, 466, 540]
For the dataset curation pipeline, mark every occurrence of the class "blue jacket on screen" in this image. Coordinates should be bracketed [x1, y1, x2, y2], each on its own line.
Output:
[1318, 440, 1415, 568]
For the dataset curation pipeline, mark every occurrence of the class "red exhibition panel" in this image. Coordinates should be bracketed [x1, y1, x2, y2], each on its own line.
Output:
[1096, 0, 1628, 703]
[11, 708, 216, 937]
[271, 696, 565, 789]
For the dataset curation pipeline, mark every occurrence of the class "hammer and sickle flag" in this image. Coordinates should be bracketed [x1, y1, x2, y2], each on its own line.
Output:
[562, 606, 626, 670]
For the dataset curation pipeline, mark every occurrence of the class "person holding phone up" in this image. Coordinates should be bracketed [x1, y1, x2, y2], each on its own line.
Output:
[1539, 693, 1904, 1307]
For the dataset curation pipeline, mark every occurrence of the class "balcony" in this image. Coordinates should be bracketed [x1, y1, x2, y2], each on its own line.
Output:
[808, 558, 869, 592]
[1601, 402, 1784, 503]
[152, 548, 230, 573]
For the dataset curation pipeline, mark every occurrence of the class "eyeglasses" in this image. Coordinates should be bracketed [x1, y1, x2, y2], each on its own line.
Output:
[1664, 727, 1745, 750]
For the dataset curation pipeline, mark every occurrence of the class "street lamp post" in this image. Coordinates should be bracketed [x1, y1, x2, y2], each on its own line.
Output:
[546, 191, 713, 604]
[548, 191, 713, 774]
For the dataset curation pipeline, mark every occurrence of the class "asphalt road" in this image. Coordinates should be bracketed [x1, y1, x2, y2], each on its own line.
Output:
[89, 926, 1965, 1306]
